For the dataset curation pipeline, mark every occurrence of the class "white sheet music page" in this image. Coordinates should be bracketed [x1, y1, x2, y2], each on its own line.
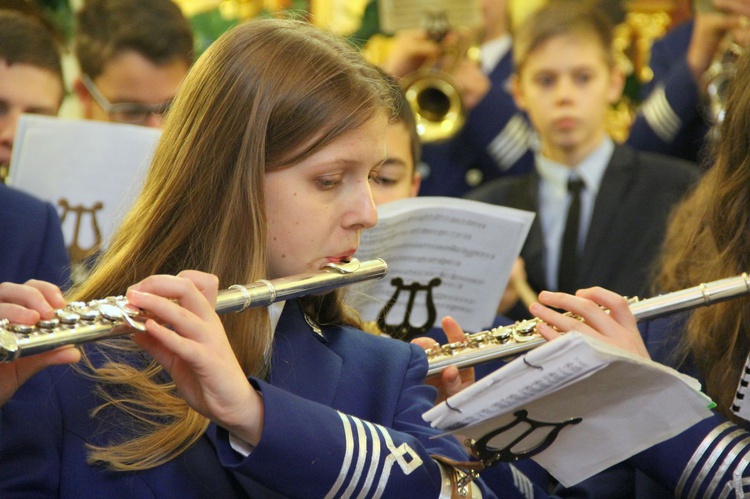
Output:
[378, 0, 481, 34]
[352, 196, 534, 333]
[423, 332, 713, 487]
[8, 115, 160, 262]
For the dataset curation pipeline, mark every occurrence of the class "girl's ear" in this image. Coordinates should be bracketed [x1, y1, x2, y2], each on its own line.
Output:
[607, 65, 626, 105]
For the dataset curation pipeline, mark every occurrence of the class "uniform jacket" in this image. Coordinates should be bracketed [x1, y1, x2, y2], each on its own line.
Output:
[0, 299, 533, 498]
[418, 47, 534, 198]
[467, 144, 700, 318]
[626, 20, 711, 166]
[0, 183, 70, 288]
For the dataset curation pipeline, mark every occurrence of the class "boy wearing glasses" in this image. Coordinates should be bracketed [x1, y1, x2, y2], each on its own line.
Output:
[73, 0, 194, 128]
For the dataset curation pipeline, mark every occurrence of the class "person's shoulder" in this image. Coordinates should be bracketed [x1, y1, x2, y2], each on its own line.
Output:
[0, 183, 50, 210]
[327, 323, 423, 373]
[654, 19, 694, 49]
[618, 144, 701, 177]
[465, 172, 533, 202]
[334, 323, 415, 354]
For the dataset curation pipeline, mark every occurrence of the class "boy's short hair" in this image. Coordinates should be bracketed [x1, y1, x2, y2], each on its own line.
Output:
[75, 0, 194, 79]
[513, 1, 615, 73]
[0, 9, 63, 82]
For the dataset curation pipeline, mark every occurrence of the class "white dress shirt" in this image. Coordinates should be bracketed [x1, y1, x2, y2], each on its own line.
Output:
[536, 137, 614, 290]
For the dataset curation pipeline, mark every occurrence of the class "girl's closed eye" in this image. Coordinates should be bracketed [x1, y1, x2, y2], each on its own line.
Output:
[315, 174, 343, 190]
[372, 174, 398, 187]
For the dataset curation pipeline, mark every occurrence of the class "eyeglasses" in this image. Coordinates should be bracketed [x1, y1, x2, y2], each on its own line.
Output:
[81, 75, 172, 125]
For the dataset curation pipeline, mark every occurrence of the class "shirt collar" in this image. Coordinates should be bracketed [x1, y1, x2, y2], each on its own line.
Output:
[535, 136, 614, 194]
[269, 300, 285, 333]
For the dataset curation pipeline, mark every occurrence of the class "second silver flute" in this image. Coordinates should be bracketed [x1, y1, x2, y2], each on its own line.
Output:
[426, 273, 750, 376]
[0, 258, 387, 363]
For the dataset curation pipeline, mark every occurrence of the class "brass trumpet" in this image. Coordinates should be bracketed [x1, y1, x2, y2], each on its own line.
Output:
[399, 12, 480, 143]
[426, 273, 750, 376]
[0, 258, 387, 362]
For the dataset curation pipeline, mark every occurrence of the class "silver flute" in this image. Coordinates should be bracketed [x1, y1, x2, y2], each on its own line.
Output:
[0, 258, 387, 363]
[426, 272, 750, 376]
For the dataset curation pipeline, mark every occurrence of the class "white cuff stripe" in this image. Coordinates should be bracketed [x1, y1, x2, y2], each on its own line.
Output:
[341, 417, 369, 498]
[326, 412, 355, 499]
[325, 412, 423, 499]
[689, 429, 746, 499]
[706, 436, 750, 497]
[641, 85, 681, 142]
[677, 422, 734, 497]
[488, 114, 533, 170]
[510, 464, 535, 499]
[356, 421, 381, 499]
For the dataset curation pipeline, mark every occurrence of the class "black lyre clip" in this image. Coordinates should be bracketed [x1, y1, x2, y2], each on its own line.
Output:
[467, 409, 582, 468]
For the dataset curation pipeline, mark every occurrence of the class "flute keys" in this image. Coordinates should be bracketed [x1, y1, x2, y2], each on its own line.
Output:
[515, 320, 537, 336]
[80, 309, 101, 322]
[10, 324, 36, 334]
[489, 327, 512, 344]
[99, 304, 127, 322]
[37, 318, 60, 329]
[56, 311, 81, 325]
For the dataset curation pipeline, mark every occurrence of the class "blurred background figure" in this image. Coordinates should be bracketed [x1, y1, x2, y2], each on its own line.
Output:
[627, 0, 750, 167]
[0, 9, 70, 288]
[72, 0, 194, 128]
[468, 1, 700, 321]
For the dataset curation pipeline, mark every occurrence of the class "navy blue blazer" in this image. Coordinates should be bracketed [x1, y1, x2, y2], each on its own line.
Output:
[626, 20, 711, 166]
[0, 183, 70, 288]
[0, 299, 547, 498]
[418, 48, 534, 198]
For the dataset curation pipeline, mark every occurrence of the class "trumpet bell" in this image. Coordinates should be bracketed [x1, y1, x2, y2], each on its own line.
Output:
[401, 69, 466, 143]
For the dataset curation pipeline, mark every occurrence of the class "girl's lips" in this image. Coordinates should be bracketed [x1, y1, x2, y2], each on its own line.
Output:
[328, 252, 356, 264]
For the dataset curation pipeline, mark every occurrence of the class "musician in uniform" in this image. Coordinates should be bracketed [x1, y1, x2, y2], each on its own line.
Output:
[626, 0, 750, 166]
[0, 19, 501, 498]
[380, 0, 535, 198]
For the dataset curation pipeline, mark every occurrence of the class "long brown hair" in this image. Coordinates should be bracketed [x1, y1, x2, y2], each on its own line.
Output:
[68, 18, 393, 470]
[654, 44, 750, 422]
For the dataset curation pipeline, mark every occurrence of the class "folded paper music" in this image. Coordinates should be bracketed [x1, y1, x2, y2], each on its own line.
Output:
[423, 332, 714, 487]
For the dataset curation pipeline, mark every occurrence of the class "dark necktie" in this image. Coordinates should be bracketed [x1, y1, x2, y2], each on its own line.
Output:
[558, 177, 585, 294]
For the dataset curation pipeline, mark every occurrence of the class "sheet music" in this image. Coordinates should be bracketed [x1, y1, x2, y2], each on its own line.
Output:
[352, 196, 534, 333]
[378, 0, 481, 34]
[8, 115, 160, 260]
[423, 332, 713, 487]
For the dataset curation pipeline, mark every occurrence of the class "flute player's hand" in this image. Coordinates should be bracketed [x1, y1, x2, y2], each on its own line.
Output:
[0, 280, 81, 406]
[126, 270, 265, 446]
[411, 316, 476, 404]
[529, 286, 650, 359]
